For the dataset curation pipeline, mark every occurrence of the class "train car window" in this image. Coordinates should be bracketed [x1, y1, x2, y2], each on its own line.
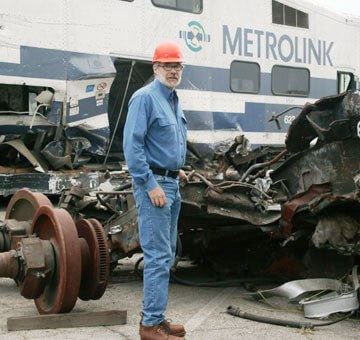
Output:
[152, 0, 202, 14]
[297, 10, 309, 28]
[272, 1, 309, 29]
[284, 5, 296, 26]
[272, 65, 309, 96]
[337, 72, 354, 93]
[230, 61, 260, 94]
[272, 0, 283, 24]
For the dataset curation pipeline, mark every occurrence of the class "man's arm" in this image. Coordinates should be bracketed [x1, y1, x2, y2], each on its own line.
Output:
[123, 95, 167, 207]
[123, 95, 158, 192]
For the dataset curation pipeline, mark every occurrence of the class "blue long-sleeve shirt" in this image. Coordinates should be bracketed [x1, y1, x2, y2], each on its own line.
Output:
[123, 79, 187, 192]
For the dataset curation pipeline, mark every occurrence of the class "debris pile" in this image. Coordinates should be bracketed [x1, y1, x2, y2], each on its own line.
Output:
[1, 91, 360, 316]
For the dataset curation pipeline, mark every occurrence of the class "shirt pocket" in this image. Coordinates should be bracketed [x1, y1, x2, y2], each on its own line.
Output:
[158, 117, 176, 127]
[156, 118, 176, 142]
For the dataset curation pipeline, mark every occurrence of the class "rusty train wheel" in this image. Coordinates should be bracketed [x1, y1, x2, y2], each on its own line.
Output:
[88, 218, 109, 299]
[76, 218, 109, 301]
[5, 188, 52, 221]
[31, 206, 81, 314]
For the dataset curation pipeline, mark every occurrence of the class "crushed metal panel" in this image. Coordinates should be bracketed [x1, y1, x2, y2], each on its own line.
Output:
[271, 91, 360, 256]
[272, 138, 360, 198]
[0, 171, 104, 196]
[108, 206, 140, 255]
[272, 139, 360, 237]
[206, 189, 280, 225]
[41, 141, 73, 170]
[286, 92, 360, 153]
[180, 181, 280, 227]
[279, 183, 331, 237]
[299, 266, 359, 318]
[300, 290, 359, 318]
[64, 56, 116, 156]
[250, 278, 346, 302]
[0, 139, 46, 173]
[285, 93, 347, 153]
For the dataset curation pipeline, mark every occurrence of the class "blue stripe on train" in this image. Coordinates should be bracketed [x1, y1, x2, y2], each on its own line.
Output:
[184, 103, 303, 133]
[180, 65, 337, 99]
[0, 46, 337, 98]
[0, 46, 115, 80]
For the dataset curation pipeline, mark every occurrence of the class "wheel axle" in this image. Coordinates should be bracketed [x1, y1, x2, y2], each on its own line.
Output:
[0, 189, 109, 314]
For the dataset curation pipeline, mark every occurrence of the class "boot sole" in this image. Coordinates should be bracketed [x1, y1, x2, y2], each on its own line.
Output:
[172, 331, 186, 337]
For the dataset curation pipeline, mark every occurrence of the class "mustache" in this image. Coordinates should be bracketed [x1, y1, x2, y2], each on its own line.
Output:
[155, 73, 181, 87]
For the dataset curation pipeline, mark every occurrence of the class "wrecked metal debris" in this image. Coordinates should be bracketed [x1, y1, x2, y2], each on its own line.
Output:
[271, 92, 360, 257]
[250, 278, 346, 303]
[299, 266, 360, 318]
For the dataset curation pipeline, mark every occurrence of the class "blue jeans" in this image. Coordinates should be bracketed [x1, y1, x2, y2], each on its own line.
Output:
[133, 175, 181, 326]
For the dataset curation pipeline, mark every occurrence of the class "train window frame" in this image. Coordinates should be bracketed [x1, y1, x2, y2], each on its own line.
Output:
[151, 0, 203, 14]
[271, 65, 310, 97]
[230, 60, 261, 94]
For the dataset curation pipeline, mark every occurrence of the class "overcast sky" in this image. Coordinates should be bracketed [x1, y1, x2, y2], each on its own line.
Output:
[305, 0, 360, 16]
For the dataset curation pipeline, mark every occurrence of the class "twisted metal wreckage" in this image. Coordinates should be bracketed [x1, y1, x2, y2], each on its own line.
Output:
[1, 91, 360, 318]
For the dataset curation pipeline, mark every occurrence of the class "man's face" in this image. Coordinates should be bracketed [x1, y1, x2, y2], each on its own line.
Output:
[154, 62, 184, 88]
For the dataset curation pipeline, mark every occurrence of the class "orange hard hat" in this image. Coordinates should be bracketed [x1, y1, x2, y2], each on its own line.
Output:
[152, 42, 183, 63]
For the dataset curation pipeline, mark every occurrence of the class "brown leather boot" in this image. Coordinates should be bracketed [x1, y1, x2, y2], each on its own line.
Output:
[160, 320, 186, 337]
[139, 323, 184, 340]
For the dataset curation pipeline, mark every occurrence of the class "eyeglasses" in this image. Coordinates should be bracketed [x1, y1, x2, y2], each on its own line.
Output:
[158, 63, 184, 71]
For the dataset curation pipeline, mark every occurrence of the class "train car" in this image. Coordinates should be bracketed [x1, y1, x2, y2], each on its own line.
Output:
[0, 0, 359, 193]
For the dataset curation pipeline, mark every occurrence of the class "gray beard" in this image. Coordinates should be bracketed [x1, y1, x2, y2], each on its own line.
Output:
[155, 73, 181, 89]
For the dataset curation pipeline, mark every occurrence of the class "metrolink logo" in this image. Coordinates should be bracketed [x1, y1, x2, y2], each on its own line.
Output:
[179, 21, 210, 52]
[223, 25, 334, 66]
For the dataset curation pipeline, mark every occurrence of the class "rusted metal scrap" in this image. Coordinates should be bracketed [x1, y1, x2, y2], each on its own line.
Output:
[56, 181, 140, 268]
[180, 177, 281, 227]
[272, 91, 360, 255]
[174, 92, 360, 277]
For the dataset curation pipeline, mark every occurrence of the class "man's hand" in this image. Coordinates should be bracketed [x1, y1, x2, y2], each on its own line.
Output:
[148, 186, 167, 207]
[178, 169, 188, 183]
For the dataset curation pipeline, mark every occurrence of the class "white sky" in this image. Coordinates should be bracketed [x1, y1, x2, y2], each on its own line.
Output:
[305, 0, 360, 16]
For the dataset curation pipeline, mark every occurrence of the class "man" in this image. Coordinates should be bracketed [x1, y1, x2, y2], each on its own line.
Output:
[123, 42, 187, 340]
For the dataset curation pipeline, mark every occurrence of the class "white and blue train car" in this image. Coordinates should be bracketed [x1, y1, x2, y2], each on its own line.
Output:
[0, 0, 359, 159]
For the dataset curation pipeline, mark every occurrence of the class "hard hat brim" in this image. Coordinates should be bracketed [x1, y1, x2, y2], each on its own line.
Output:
[153, 57, 184, 63]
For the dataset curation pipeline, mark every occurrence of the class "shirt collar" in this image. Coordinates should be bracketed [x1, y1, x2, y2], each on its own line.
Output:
[154, 79, 175, 100]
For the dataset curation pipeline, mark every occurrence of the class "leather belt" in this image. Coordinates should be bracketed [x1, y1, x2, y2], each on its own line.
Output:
[150, 167, 179, 179]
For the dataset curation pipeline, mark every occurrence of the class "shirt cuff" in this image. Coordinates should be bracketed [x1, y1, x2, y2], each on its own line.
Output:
[144, 175, 158, 192]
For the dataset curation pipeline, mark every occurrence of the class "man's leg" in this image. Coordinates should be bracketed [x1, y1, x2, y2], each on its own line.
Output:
[134, 179, 177, 326]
